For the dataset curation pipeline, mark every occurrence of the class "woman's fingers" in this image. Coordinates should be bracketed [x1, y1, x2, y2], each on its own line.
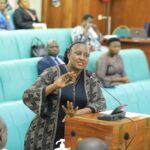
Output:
[63, 72, 77, 82]
[62, 105, 68, 114]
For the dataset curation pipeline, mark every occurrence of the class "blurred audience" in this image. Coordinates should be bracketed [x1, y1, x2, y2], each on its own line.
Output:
[71, 14, 102, 52]
[96, 37, 129, 88]
[38, 40, 64, 75]
[14, 0, 39, 29]
[0, 0, 15, 30]
[0, 117, 7, 150]
[77, 137, 108, 150]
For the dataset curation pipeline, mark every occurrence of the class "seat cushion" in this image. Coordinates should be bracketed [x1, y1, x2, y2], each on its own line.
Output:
[0, 101, 35, 150]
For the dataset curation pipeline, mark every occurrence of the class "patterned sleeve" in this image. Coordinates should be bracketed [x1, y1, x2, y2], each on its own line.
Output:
[22, 67, 56, 115]
[87, 73, 106, 112]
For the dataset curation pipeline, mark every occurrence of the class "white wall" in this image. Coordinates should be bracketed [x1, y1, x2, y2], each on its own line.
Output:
[8, 0, 42, 21]
[30, 0, 42, 21]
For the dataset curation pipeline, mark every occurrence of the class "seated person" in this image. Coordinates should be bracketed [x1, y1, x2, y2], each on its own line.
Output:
[71, 14, 102, 52]
[96, 37, 129, 88]
[77, 137, 108, 150]
[14, 0, 39, 29]
[0, 0, 14, 30]
[0, 117, 7, 150]
[38, 40, 64, 75]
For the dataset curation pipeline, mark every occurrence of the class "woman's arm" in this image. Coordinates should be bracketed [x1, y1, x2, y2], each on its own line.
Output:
[23, 67, 77, 114]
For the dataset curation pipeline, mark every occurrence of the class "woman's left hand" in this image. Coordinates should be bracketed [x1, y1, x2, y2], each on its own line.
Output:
[62, 101, 78, 122]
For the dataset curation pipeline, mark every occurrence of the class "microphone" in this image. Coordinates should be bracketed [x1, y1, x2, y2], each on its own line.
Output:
[86, 71, 127, 120]
[86, 71, 123, 105]
[71, 130, 76, 150]
[86, 71, 137, 149]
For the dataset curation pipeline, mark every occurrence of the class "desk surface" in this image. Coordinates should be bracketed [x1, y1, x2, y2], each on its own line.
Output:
[121, 38, 150, 44]
[67, 112, 149, 126]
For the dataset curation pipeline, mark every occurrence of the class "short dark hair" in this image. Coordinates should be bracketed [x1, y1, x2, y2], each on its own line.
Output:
[77, 137, 108, 150]
[82, 14, 94, 21]
[107, 37, 120, 46]
[64, 41, 86, 64]
[17, 0, 22, 4]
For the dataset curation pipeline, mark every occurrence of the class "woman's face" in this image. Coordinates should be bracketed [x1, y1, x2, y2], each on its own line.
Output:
[67, 44, 90, 71]
[0, 0, 7, 11]
[109, 41, 121, 55]
[19, 0, 29, 9]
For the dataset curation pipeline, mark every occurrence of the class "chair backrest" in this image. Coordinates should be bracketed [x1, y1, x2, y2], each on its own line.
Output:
[86, 50, 107, 72]
[112, 25, 131, 38]
[0, 28, 72, 61]
[0, 101, 35, 150]
[119, 49, 150, 81]
[102, 80, 150, 115]
[0, 58, 40, 102]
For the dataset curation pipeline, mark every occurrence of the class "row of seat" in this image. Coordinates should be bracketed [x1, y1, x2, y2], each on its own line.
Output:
[0, 29, 150, 149]
[0, 28, 72, 61]
[1, 49, 150, 149]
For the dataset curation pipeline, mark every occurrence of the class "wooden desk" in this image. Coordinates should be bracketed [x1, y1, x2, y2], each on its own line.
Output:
[120, 38, 150, 67]
[65, 113, 150, 150]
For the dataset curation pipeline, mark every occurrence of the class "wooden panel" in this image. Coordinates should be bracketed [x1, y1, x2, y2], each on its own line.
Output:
[65, 113, 150, 150]
[42, 0, 73, 27]
[111, 0, 150, 32]
[42, 0, 107, 34]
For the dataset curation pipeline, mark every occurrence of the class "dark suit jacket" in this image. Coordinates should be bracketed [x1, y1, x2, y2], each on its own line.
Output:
[38, 55, 64, 75]
[14, 7, 39, 29]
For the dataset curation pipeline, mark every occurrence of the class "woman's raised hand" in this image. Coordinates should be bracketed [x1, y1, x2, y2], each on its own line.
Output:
[54, 71, 77, 88]
[62, 101, 79, 121]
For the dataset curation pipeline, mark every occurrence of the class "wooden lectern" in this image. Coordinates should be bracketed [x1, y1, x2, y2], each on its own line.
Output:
[65, 112, 150, 150]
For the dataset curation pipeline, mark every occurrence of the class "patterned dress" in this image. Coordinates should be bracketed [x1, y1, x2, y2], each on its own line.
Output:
[96, 53, 126, 88]
[23, 64, 106, 150]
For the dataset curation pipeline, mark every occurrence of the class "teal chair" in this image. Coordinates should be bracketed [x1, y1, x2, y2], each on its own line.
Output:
[86, 51, 107, 72]
[112, 25, 131, 38]
[14, 28, 72, 58]
[0, 58, 40, 102]
[0, 101, 35, 150]
[102, 80, 150, 114]
[0, 28, 72, 61]
[119, 49, 150, 82]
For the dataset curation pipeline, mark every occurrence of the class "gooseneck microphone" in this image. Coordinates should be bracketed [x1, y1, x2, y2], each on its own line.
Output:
[86, 71, 127, 121]
[86, 71, 137, 150]
[86, 71, 123, 106]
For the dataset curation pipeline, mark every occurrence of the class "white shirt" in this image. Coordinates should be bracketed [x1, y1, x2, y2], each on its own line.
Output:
[50, 56, 64, 65]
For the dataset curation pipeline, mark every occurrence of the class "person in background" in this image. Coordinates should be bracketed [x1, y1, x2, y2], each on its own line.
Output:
[0, 117, 7, 150]
[96, 37, 129, 88]
[0, 0, 14, 30]
[23, 42, 106, 150]
[14, 0, 39, 29]
[77, 137, 108, 150]
[38, 40, 65, 75]
[71, 14, 102, 52]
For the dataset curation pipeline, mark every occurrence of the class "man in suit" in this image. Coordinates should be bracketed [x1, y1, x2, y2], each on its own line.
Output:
[38, 40, 64, 75]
